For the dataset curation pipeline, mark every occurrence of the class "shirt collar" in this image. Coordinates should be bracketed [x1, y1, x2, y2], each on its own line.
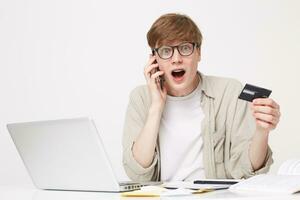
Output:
[198, 71, 215, 99]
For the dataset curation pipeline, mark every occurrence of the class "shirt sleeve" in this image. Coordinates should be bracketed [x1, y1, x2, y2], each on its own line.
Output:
[226, 82, 273, 179]
[122, 86, 160, 182]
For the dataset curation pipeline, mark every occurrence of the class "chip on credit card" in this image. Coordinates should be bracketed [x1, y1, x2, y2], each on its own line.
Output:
[238, 84, 272, 102]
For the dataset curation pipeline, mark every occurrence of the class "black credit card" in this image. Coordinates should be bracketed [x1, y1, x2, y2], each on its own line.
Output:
[238, 84, 272, 102]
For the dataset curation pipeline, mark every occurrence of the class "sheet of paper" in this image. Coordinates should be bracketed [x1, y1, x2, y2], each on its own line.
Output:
[121, 185, 211, 197]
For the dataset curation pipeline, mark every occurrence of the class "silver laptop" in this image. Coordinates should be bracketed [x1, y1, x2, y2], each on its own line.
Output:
[7, 117, 159, 192]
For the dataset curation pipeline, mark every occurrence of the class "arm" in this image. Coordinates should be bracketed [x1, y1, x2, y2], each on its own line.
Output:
[132, 55, 167, 168]
[249, 98, 281, 170]
[122, 56, 166, 181]
[132, 104, 163, 167]
[225, 82, 274, 179]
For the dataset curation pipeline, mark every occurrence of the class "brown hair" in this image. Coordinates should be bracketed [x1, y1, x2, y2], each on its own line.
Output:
[147, 13, 203, 49]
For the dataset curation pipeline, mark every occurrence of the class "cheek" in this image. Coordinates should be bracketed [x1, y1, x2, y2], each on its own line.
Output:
[157, 62, 167, 71]
[186, 59, 198, 71]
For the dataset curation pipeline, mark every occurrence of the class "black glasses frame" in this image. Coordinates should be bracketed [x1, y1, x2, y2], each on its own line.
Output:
[152, 42, 200, 60]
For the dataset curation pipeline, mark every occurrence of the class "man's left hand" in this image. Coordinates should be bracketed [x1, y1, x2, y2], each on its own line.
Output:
[251, 98, 281, 133]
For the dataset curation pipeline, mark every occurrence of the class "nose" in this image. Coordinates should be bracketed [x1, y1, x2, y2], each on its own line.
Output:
[171, 48, 183, 64]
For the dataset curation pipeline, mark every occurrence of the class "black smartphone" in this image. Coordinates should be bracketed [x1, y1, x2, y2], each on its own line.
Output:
[151, 54, 164, 90]
[153, 60, 164, 90]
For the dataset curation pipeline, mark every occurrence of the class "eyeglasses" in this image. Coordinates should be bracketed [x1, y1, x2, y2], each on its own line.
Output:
[152, 42, 200, 60]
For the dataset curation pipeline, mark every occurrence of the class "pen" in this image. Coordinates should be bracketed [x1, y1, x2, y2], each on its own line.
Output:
[193, 180, 239, 185]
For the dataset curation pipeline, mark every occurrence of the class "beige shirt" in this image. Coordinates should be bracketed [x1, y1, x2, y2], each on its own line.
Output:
[122, 73, 273, 182]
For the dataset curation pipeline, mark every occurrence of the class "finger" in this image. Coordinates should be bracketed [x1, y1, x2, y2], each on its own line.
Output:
[255, 119, 276, 130]
[144, 62, 159, 76]
[253, 112, 279, 125]
[144, 56, 157, 71]
[150, 71, 165, 92]
[253, 98, 279, 109]
[252, 105, 279, 116]
[150, 70, 164, 82]
[144, 63, 159, 82]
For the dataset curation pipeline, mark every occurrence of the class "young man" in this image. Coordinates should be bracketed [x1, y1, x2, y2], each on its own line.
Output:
[122, 13, 280, 182]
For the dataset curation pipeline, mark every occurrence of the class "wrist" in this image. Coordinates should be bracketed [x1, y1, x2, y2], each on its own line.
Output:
[255, 126, 270, 136]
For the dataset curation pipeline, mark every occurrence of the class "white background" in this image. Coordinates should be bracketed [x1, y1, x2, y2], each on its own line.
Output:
[0, 0, 299, 187]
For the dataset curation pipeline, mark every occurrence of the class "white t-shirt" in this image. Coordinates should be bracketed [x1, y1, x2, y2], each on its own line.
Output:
[159, 82, 205, 181]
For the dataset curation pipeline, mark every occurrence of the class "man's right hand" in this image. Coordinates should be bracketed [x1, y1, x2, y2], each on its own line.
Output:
[144, 55, 167, 110]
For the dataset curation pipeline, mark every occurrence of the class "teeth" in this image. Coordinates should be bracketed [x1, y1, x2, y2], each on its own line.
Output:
[172, 69, 184, 72]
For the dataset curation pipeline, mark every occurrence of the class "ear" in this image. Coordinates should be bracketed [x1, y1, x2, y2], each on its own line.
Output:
[197, 48, 201, 62]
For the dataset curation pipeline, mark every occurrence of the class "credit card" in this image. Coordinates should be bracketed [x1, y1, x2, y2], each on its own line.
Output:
[238, 84, 272, 102]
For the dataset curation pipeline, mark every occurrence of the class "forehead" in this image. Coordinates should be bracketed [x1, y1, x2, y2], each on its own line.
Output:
[156, 40, 189, 48]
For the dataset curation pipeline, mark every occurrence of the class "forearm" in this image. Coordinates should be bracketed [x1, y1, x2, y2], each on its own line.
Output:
[132, 104, 163, 168]
[249, 127, 269, 170]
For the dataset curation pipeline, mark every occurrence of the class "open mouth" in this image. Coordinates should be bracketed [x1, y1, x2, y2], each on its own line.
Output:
[171, 69, 186, 78]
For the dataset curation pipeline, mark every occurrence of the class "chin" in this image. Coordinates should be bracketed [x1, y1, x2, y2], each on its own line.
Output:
[166, 81, 189, 94]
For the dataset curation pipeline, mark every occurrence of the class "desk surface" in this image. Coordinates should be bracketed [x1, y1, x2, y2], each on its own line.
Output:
[1, 185, 300, 200]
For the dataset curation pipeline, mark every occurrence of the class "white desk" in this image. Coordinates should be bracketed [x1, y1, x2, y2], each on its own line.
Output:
[1, 185, 300, 200]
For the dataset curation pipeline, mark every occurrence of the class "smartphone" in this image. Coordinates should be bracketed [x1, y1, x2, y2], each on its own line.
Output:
[151, 55, 164, 90]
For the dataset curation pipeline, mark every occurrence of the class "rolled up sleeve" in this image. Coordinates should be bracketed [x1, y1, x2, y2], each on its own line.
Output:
[226, 83, 273, 179]
[122, 86, 160, 181]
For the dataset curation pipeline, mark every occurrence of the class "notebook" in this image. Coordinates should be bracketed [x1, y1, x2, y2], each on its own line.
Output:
[229, 159, 300, 194]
